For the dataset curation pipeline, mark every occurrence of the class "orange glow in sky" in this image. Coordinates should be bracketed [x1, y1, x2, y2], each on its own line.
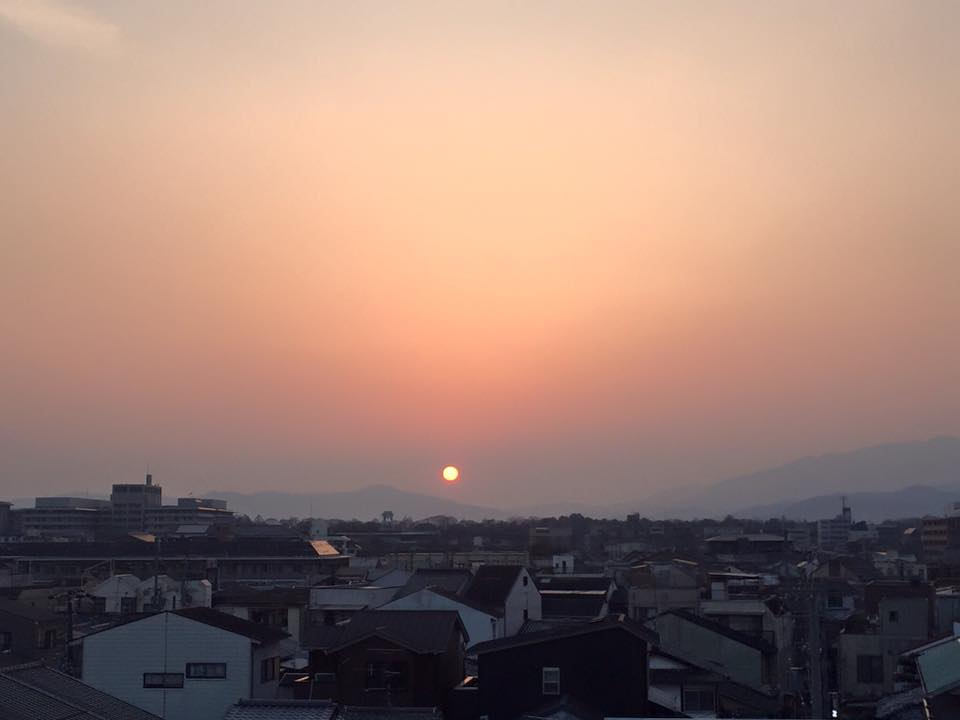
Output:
[0, 1, 959, 506]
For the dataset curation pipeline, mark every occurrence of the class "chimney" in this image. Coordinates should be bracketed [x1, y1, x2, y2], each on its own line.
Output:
[146, 473, 153, 486]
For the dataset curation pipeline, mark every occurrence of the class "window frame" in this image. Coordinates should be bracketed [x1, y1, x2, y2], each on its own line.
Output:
[542, 666, 560, 696]
[260, 657, 277, 683]
[143, 672, 184, 689]
[856, 654, 883, 684]
[185, 662, 227, 679]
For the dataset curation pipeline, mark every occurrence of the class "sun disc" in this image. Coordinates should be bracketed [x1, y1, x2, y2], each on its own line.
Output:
[442, 465, 460, 483]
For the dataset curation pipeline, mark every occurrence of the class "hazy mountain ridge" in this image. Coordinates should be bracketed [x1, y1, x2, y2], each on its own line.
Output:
[739, 484, 960, 522]
[642, 436, 960, 519]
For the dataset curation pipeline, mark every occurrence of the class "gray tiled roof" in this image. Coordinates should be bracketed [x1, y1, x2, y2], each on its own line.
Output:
[224, 699, 338, 720]
[0, 663, 162, 720]
[340, 706, 441, 720]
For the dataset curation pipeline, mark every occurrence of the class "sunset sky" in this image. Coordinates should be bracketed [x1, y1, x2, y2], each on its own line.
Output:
[2, 1, 959, 507]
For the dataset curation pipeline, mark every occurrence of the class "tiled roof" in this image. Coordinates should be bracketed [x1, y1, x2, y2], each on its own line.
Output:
[462, 566, 523, 608]
[305, 610, 467, 653]
[174, 607, 289, 645]
[224, 699, 338, 720]
[0, 662, 162, 720]
[340, 707, 440, 720]
[540, 594, 607, 620]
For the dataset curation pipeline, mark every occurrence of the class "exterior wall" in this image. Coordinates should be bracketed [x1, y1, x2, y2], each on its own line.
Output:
[315, 635, 463, 710]
[252, 643, 282, 699]
[90, 575, 141, 613]
[653, 614, 765, 690]
[503, 569, 542, 635]
[379, 589, 503, 646]
[477, 627, 649, 720]
[81, 612, 254, 720]
[837, 633, 884, 701]
[0, 609, 63, 664]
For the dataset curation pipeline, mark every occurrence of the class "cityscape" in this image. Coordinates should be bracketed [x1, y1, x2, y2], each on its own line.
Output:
[2, 1, 959, 719]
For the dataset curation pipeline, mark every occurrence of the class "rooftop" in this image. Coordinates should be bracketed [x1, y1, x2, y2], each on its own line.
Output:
[224, 699, 338, 720]
[306, 609, 467, 654]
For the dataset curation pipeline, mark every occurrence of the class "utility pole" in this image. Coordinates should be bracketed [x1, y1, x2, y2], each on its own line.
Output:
[808, 585, 825, 719]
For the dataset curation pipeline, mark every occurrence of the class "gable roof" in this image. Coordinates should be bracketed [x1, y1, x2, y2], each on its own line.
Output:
[0, 662, 162, 720]
[305, 610, 467, 654]
[397, 568, 473, 598]
[655, 609, 776, 654]
[471, 614, 658, 655]
[173, 607, 289, 645]
[463, 565, 524, 608]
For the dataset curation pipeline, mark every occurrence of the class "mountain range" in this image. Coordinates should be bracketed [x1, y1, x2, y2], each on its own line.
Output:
[12, 436, 960, 522]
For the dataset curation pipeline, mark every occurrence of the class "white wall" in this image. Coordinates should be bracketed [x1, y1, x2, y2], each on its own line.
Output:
[503, 568, 542, 635]
[380, 589, 503, 646]
[82, 612, 254, 720]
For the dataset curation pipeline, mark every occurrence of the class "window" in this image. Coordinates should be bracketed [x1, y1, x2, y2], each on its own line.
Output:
[42, 629, 58, 649]
[856, 655, 883, 684]
[523, 609, 529, 621]
[120, 597, 137, 614]
[186, 663, 227, 679]
[365, 661, 408, 691]
[522, 575, 528, 587]
[143, 673, 184, 688]
[888, 610, 900, 623]
[826, 594, 844, 609]
[0, 631, 11, 651]
[542, 667, 560, 695]
[260, 657, 277, 682]
[683, 687, 715, 712]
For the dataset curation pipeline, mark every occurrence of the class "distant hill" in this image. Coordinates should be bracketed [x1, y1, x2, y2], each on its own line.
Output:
[639, 436, 960, 519]
[739, 484, 960, 522]
[209, 484, 509, 522]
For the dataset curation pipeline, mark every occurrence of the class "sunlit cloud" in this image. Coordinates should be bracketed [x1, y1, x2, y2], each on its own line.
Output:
[0, 0, 119, 53]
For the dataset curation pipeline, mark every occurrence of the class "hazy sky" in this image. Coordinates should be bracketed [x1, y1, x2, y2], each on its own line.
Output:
[2, 0, 959, 507]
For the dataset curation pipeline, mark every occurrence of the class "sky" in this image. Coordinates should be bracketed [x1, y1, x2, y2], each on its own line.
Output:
[1, 0, 959, 507]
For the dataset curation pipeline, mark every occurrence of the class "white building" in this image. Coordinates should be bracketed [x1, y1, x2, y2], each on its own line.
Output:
[90, 574, 141, 614]
[80, 607, 292, 720]
[379, 586, 503, 647]
[462, 565, 541, 635]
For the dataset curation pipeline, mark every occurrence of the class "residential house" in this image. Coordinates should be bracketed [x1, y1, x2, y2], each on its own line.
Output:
[89, 573, 141, 614]
[462, 565, 541, 635]
[649, 609, 777, 693]
[80, 607, 292, 720]
[309, 586, 400, 627]
[648, 647, 782, 718]
[0, 598, 64, 666]
[306, 609, 467, 711]
[627, 559, 700, 621]
[535, 575, 614, 624]
[216, 584, 311, 643]
[379, 587, 503, 647]
[469, 615, 657, 720]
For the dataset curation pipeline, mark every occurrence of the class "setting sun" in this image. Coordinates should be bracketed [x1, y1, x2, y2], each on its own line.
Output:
[442, 465, 460, 483]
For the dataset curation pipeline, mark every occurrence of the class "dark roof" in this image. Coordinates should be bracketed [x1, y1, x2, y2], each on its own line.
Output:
[463, 565, 523, 608]
[340, 707, 440, 720]
[305, 610, 467, 654]
[397, 569, 473, 598]
[472, 614, 658, 655]
[214, 585, 310, 608]
[534, 576, 612, 592]
[0, 599, 61, 623]
[520, 694, 602, 720]
[656, 609, 776, 654]
[174, 607, 289, 645]
[0, 662, 162, 720]
[224, 699, 338, 720]
[416, 586, 503, 617]
[541, 595, 607, 620]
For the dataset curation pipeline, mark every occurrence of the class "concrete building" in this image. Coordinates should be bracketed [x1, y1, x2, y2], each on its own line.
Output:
[16, 497, 110, 541]
[627, 559, 700, 621]
[110, 476, 163, 533]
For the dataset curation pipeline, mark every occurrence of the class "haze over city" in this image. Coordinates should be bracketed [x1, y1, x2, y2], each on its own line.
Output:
[2, 0, 959, 508]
